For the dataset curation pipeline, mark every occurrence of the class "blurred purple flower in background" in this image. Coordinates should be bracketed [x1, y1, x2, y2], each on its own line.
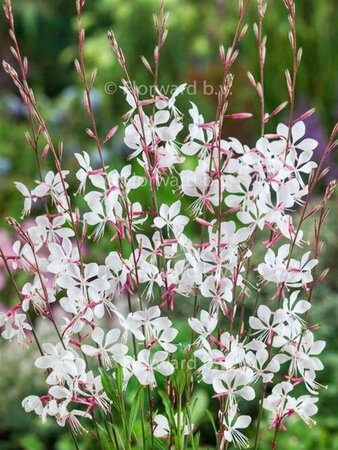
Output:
[297, 99, 338, 183]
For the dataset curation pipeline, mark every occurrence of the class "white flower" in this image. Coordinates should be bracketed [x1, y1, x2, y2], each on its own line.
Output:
[21, 275, 55, 313]
[34, 343, 78, 384]
[180, 160, 219, 215]
[22, 395, 43, 415]
[81, 327, 128, 368]
[0, 311, 32, 345]
[57, 262, 110, 297]
[263, 381, 294, 422]
[249, 305, 286, 343]
[14, 182, 32, 216]
[200, 275, 233, 310]
[132, 349, 174, 386]
[181, 102, 213, 157]
[258, 245, 290, 284]
[194, 338, 226, 380]
[47, 238, 79, 274]
[283, 290, 311, 329]
[153, 413, 192, 438]
[153, 414, 170, 438]
[246, 347, 280, 383]
[155, 83, 186, 116]
[189, 310, 218, 340]
[288, 252, 318, 287]
[154, 200, 188, 237]
[223, 407, 252, 448]
[138, 261, 163, 299]
[212, 368, 255, 406]
[75, 151, 93, 193]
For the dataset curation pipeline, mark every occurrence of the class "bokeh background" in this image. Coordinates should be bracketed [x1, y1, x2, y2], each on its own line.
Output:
[0, 0, 337, 449]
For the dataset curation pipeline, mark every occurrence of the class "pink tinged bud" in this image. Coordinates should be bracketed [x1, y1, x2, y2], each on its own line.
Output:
[24, 131, 33, 147]
[86, 128, 96, 139]
[84, 92, 91, 114]
[239, 23, 248, 41]
[40, 144, 49, 164]
[256, 82, 263, 99]
[224, 113, 253, 120]
[90, 68, 97, 85]
[195, 218, 213, 227]
[270, 101, 289, 118]
[10, 46, 18, 61]
[297, 47, 303, 66]
[297, 108, 317, 122]
[74, 58, 82, 77]
[317, 167, 330, 182]
[247, 71, 257, 88]
[104, 125, 118, 143]
[325, 180, 336, 200]
[285, 69, 293, 99]
[318, 268, 330, 283]
[308, 323, 321, 331]
[288, 30, 294, 50]
[141, 55, 154, 75]
[219, 45, 226, 64]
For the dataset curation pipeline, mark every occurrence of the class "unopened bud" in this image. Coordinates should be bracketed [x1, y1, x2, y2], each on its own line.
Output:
[297, 47, 303, 67]
[299, 108, 316, 121]
[325, 180, 336, 200]
[86, 128, 96, 139]
[225, 113, 253, 120]
[247, 71, 257, 88]
[141, 56, 154, 75]
[104, 126, 118, 143]
[270, 101, 289, 118]
[219, 45, 226, 64]
[239, 23, 248, 41]
[90, 68, 97, 85]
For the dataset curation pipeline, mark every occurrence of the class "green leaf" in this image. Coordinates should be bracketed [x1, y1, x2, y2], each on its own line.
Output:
[128, 386, 142, 439]
[206, 409, 217, 435]
[193, 431, 200, 449]
[112, 424, 125, 449]
[115, 363, 124, 392]
[153, 437, 168, 450]
[158, 390, 175, 428]
[99, 368, 121, 413]
[189, 389, 209, 425]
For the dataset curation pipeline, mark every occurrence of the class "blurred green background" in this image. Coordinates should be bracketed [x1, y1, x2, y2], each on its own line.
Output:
[0, 0, 337, 449]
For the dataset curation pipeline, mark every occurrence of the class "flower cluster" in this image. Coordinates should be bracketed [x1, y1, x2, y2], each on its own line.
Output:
[1, 0, 335, 448]
[0, 82, 327, 447]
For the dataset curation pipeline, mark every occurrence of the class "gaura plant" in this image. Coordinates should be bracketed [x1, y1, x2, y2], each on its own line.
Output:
[1, 0, 337, 449]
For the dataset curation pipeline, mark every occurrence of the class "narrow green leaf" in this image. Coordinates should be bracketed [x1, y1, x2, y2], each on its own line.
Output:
[158, 390, 175, 428]
[193, 431, 200, 449]
[206, 409, 217, 435]
[99, 368, 121, 413]
[128, 386, 142, 439]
